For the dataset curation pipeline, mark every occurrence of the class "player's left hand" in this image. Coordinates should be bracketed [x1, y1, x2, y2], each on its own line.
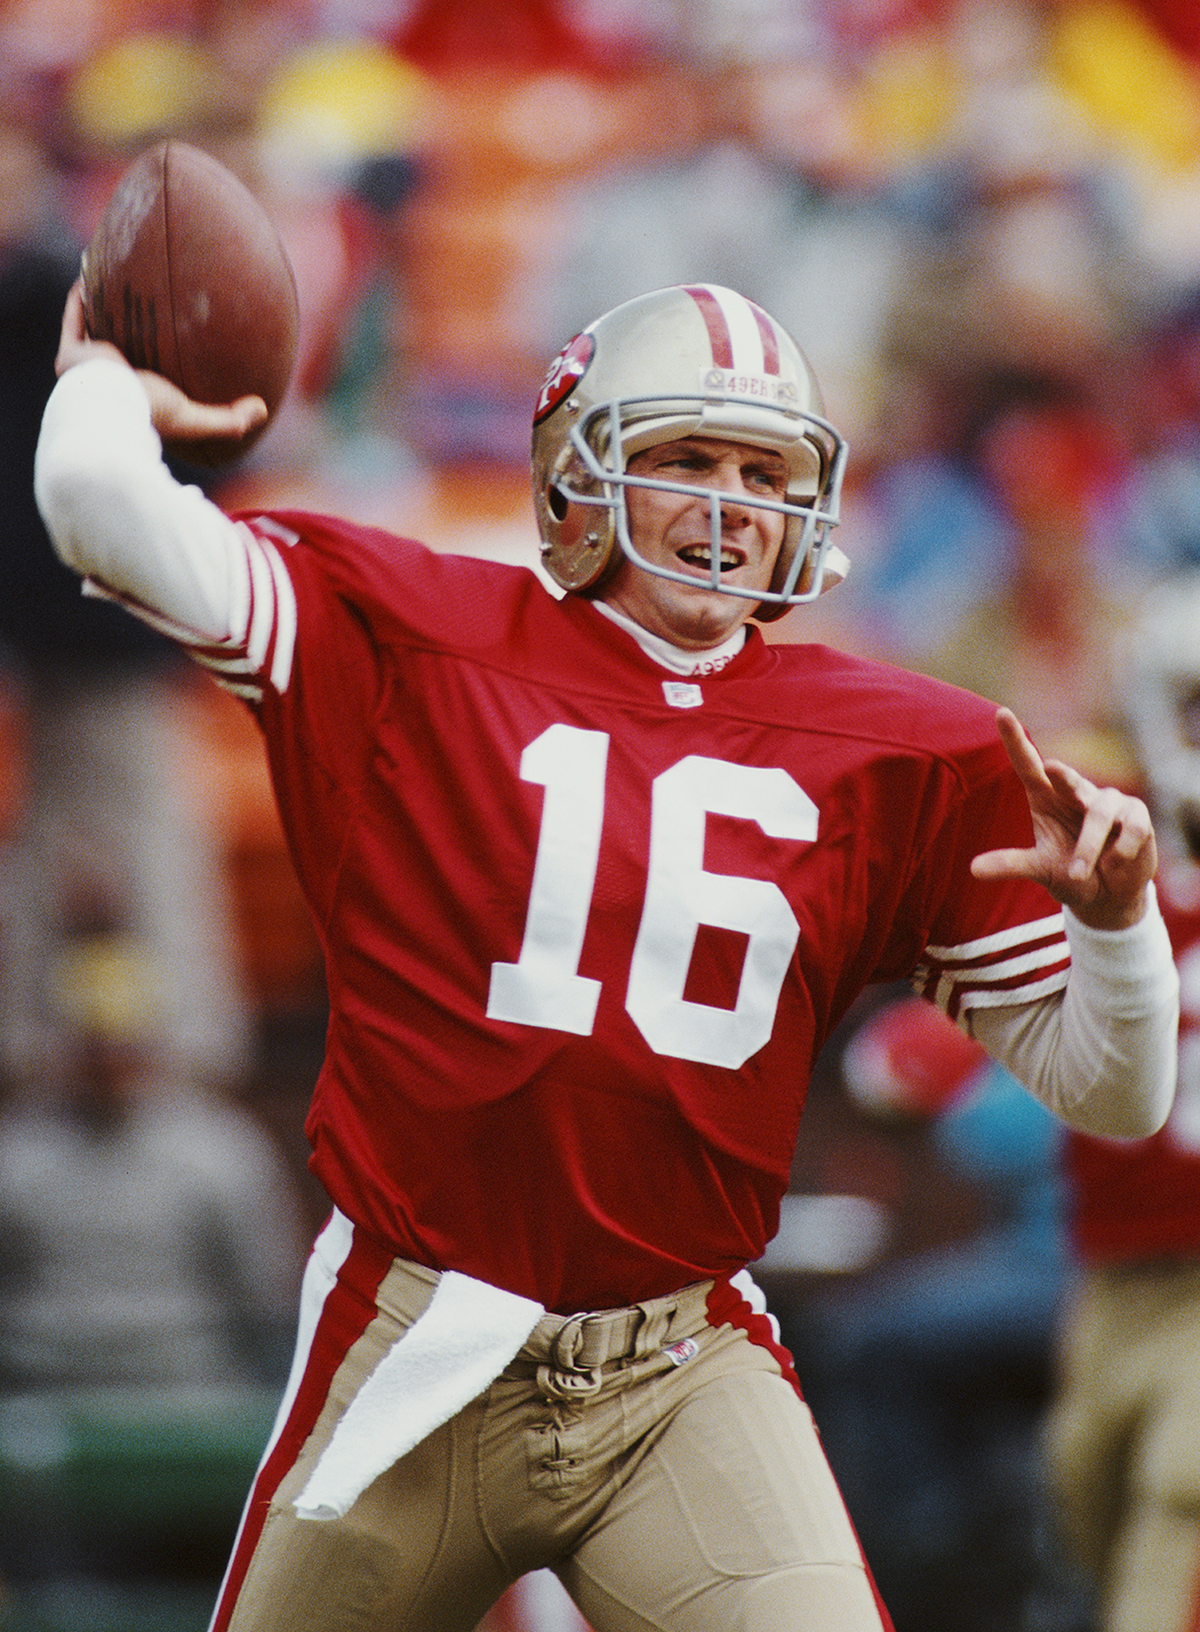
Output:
[970, 707, 1156, 930]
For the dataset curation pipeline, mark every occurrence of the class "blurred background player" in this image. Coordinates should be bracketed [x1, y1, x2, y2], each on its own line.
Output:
[827, 569, 1200, 1632]
[0, 914, 306, 1610]
[1046, 567, 1200, 1632]
[792, 995, 1078, 1632]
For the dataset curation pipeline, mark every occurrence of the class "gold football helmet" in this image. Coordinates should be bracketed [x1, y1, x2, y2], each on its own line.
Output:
[531, 284, 848, 619]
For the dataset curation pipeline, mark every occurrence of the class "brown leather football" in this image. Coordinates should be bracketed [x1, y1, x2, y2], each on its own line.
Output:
[81, 140, 299, 467]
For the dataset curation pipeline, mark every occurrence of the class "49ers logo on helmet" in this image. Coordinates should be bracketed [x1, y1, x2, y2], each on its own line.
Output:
[533, 332, 594, 424]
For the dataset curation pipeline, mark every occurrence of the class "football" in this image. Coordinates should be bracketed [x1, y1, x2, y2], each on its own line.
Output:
[81, 140, 299, 467]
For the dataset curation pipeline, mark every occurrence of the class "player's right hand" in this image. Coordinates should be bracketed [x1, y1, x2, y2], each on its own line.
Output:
[56, 280, 268, 449]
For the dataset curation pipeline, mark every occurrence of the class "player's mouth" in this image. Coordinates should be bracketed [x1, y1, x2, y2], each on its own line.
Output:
[676, 543, 747, 575]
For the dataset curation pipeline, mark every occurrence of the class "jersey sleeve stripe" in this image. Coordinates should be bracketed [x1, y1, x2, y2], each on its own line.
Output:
[921, 964, 1071, 1019]
[920, 940, 1071, 987]
[262, 536, 299, 693]
[914, 910, 1070, 1019]
[237, 517, 299, 694]
[922, 911, 1066, 962]
[76, 515, 299, 705]
[189, 664, 266, 703]
[188, 526, 298, 704]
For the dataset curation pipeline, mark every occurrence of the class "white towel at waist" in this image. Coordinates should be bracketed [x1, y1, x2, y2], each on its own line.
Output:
[294, 1268, 544, 1520]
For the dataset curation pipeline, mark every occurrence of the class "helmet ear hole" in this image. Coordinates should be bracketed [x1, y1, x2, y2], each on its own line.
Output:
[547, 483, 570, 522]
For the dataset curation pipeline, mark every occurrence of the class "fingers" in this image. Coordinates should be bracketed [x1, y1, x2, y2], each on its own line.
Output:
[169, 394, 267, 439]
[974, 709, 1156, 928]
[136, 372, 268, 445]
[1042, 755, 1153, 881]
[993, 707, 1053, 794]
[1064, 782, 1148, 881]
[1038, 758, 1100, 879]
[970, 845, 1033, 883]
[57, 280, 130, 378]
[231, 395, 270, 435]
[195, 393, 268, 443]
[56, 280, 89, 372]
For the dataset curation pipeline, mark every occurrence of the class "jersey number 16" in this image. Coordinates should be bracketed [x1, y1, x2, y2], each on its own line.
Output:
[486, 723, 817, 1070]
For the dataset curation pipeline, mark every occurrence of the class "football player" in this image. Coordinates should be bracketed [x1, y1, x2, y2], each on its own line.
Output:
[34, 281, 1177, 1632]
[1045, 570, 1200, 1632]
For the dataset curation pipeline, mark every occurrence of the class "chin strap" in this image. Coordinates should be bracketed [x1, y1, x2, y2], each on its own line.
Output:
[755, 541, 851, 622]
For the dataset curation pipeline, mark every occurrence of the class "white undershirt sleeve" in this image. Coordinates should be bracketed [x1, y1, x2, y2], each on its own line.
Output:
[34, 357, 252, 644]
[967, 886, 1178, 1139]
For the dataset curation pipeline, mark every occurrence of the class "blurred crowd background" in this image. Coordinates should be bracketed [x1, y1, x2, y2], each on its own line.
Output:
[4, 0, 1200, 1629]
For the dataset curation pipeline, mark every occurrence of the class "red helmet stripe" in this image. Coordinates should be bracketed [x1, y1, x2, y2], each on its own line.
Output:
[747, 299, 781, 374]
[683, 284, 783, 377]
[683, 284, 735, 370]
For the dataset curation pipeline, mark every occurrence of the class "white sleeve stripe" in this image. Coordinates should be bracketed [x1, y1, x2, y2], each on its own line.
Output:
[105, 522, 298, 703]
[929, 967, 1071, 1014]
[243, 537, 280, 672]
[923, 911, 1066, 962]
[199, 674, 263, 703]
[192, 655, 265, 696]
[232, 532, 298, 695]
[915, 940, 1071, 988]
[250, 514, 302, 549]
[195, 652, 266, 678]
[223, 522, 256, 647]
[264, 538, 298, 693]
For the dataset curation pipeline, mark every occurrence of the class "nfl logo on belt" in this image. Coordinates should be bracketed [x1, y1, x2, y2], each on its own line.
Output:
[664, 1336, 699, 1366]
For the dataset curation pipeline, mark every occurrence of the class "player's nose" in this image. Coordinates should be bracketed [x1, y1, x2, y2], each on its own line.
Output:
[700, 467, 755, 524]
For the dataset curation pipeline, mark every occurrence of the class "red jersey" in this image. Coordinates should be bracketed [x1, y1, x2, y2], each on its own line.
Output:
[1063, 862, 1200, 1264]
[221, 513, 1068, 1312]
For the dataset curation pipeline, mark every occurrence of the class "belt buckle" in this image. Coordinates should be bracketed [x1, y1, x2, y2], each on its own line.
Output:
[551, 1307, 644, 1372]
[550, 1315, 587, 1372]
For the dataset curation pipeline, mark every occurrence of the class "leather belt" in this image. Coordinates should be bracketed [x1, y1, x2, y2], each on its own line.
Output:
[527, 1278, 715, 1375]
[550, 1307, 647, 1371]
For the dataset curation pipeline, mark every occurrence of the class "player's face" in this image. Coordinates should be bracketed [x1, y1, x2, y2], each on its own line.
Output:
[599, 436, 789, 649]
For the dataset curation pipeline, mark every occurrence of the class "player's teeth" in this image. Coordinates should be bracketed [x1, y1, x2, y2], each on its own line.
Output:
[681, 548, 738, 569]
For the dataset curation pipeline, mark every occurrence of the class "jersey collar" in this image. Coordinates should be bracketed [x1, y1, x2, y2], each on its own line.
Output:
[590, 600, 748, 676]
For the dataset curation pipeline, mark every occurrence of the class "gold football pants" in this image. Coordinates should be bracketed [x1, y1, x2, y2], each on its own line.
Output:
[213, 1220, 891, 1632]
[1047, 1263, 1200, 1632]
